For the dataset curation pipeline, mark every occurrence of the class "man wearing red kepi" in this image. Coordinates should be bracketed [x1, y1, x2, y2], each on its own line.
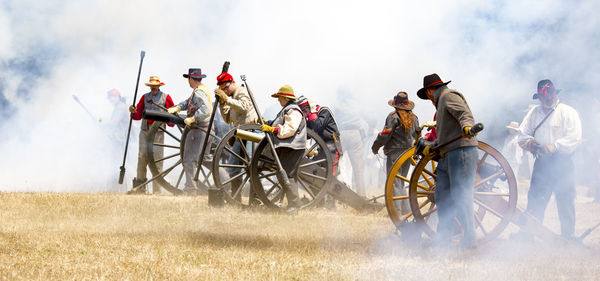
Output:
[415, 73, 479, 249]
[214, 72, 258, 200]
[128, 76, 175, 194]
[513, 79, 582, 241]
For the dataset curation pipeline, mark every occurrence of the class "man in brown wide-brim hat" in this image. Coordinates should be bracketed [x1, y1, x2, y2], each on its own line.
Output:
[372, 91, 419, 216]
[415, 73, 479, 249]
[128, 76, 175, 194]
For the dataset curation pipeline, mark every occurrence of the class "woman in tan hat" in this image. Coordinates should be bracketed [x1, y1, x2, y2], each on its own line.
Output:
[371, 91, 420, 216]
[260, 85, 307, 211]
[128, 76, 175, 194]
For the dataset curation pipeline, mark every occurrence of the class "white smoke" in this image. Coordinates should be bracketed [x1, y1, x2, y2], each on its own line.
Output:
[0, 0, 598, 194]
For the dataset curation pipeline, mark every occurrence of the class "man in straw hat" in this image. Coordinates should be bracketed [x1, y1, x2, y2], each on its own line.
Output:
[415, 73, 478, 248]
[168, 68, 213, 196]
[214, 72, 258, 200]
[372, 92, 420, 216]
[128, 76, 175, 194]
[512, 79, 582, 240]
[260, 85, 307, 211]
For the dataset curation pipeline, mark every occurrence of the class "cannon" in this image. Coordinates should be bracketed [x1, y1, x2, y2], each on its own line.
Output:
[383, 123, 600, 245]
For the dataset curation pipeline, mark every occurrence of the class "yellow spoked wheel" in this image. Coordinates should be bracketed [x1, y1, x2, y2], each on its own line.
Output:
[384, 147, 421, 230]
[408, 141, 518, 244]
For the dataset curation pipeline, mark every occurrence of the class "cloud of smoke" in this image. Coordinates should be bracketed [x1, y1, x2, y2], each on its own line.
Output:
[0, 0, 598, 193]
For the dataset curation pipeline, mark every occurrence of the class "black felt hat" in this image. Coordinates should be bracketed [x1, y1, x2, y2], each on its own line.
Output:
[183, 68, 207, 79]
[417, 73, 451, 100]
[532, 79, 561, 100]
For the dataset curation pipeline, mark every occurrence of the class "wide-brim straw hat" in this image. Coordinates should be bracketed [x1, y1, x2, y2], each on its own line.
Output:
[271, 84, 297, 100]
[506, 121, 519, 131]
[145, 76, 165, 86]
[388, 91, 415, 110]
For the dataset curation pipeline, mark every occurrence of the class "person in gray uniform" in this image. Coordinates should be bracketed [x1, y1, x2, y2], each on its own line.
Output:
[128, 76, 175, 194]
[260, 85, 307, 210]
[371, 91, 419, 216]
[168, 68, 213, 195]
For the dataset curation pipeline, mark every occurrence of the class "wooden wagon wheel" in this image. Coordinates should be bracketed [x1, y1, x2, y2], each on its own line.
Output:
[211, 124, 263, 206]
[384, 147, 420, 230]
[146, 122, 218, 195]
[249, 129, 334, 210]
[408, 141, 517, 244]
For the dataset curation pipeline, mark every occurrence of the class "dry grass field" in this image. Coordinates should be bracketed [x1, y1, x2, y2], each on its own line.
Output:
[1, 190, 599, 280]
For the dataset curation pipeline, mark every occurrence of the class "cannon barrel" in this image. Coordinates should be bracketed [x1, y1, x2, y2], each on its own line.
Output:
[234, 129, 264, 143]
[142, 109, 184, 126]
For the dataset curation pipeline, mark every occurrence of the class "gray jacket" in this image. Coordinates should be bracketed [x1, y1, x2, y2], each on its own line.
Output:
[434, 86, 478, 155]
[372, 110, 419, 155]
[177, 84, 212, 126]
[272, 102, 307, 150]
[219, 84, 258, 127]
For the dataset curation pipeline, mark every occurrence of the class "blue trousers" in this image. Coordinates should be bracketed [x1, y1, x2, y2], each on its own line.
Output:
[527, 153, 576, 237]
[434, 146, 478, 244]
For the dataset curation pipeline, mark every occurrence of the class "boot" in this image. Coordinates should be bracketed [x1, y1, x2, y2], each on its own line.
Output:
[127, 178, 147, 194]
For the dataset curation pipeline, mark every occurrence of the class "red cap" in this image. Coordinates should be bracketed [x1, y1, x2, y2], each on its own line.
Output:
[217, 72, 234, 85]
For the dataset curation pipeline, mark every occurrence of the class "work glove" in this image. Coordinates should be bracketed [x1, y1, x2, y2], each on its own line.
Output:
[422, 121, 436, 129]
[184, 117, 195, 126]
[260, 124, 277, 134]
[129, 105, 136, 113]
[214, 88, 228, 104]
[462, 126, 473, 138]
[540, 143, 557, 155]
[256, 117, 269, 125]
[415, 138, 436, 157]
[168, 105, 181, 114]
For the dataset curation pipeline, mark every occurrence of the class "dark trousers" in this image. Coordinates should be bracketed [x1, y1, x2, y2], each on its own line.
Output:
[435, 146, 478, 244]
[527, 153, 576, 237]
[276, 147, 305, 206]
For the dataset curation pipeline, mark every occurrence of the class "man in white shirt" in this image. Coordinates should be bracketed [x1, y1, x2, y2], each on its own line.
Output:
[260, 85, 307, 210]
[517, 79, 582, 239]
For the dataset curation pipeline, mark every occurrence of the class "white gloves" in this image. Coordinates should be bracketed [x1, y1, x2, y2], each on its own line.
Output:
[184, 117, 195, 126]
[168, 106, 181, 114]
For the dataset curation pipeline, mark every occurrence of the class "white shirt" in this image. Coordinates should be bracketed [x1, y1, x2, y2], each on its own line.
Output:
[276, 109, 303, 139]
[518, 101, 582, 154]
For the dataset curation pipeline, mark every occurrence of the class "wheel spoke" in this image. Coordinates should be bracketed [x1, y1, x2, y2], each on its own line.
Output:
[154, 152, 180, 163]
[224, 146, 249, 165]
[153, 143, 181, 149]
[232, 174, 249, 199]
[474, 191, 510, 197]
[298, 158, 326, 168]
[219, 164, 248, 169]
[297, 178, 316, 199]
[421, 168, 436, 180]
[175, 169, 184, 188]
[237, 137, 251, 160]
[300, 171, 327, 182]
[474, 212, 488, 236]
[158, 126, 181, 143]
[222, 171, 245, 185]
[473, 198, 505, 219]
[474, 170, 505, 188]
[258, 171, 277, 179]
[477, 152, 489, 171]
